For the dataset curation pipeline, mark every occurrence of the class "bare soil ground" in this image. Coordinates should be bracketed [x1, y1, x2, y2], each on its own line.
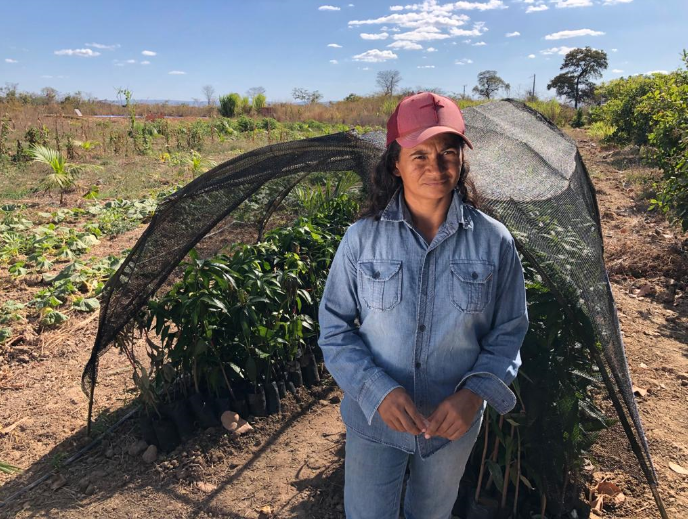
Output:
[0, 130, 686, 518]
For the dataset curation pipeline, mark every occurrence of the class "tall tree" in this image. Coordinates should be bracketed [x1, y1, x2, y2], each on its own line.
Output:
[246, 86, 266, 100]
[472, 71, 509, 99]
[41, 87, 59, 104]
[292, 88, 323, 104]
[376, 70, 402, 96]
[202, 85, 215, 106]
[547, 47, 608, 109]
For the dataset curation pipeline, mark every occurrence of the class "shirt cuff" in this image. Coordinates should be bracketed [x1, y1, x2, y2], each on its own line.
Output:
[357, 370, 403, 425]
[455, 372, 517, 415]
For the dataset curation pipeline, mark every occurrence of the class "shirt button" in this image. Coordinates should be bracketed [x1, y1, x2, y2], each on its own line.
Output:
[372, 271, 380, 279]
[472, 271, 478, 279]
[415, 362, 421, 369]
[418, 324, 426, 332]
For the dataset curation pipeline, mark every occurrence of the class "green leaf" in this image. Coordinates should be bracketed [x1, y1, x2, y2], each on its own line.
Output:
[485, 460, 504, 491]
[245, 357, 257, 382]
[73, 297, 100, 312]
[195, 338, 208, 355]
[40, 309, 68, 327]
[519, 474, 534, 490]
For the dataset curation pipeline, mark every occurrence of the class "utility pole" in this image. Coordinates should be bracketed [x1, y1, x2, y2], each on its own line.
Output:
[531, 74, 536, 99]
[462, 85, 467, 98]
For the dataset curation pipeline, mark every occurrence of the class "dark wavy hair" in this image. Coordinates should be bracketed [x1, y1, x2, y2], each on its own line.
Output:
[358, 133, 480, 221]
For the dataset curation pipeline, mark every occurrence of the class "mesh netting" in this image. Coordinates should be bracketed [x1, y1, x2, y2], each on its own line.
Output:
[81, 99, 665, 515]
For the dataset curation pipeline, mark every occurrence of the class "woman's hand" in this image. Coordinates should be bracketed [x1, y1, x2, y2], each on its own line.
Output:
[423, 388, 483, 441]
[378, 387, 429, 435]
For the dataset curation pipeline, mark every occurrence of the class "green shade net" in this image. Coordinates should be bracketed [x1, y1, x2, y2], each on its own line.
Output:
[81, 99, 666, 517]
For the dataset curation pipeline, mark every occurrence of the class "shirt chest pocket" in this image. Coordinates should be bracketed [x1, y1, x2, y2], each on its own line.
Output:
[450, 259, 494, 313]
[357, 259, 402, 311]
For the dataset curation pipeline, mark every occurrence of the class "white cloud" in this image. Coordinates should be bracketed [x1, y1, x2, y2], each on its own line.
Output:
[388, 40, 424, 49]
[645, 70, 668, 75]
[85, 43, 120, 50]
[140, 60, 151, 65]
[348, 3, 354, 5]
[142, 50, 157, 56]
[611, 48, 618, 52]
[526, 4, 548, 12]
[603, 0, 632, 4]
[349, 11, 470, 30]
[455, 58, 473, 65]
[361, 66, 370, 70]
[125, 59, 137, 64]
[454, 0, 507, 9]
[330, 59, 339, 64]
[168, 70, 186, 75]
[395, 27, 453, 41]
[348, 3, 494, 45]
[361, 32, 389, 40]
[5, 58, 18, 63]
[540, 46, 576, 55]
[418, 65, 436, 68]
[449, 21, 488, 37]
[426, 47, 438, 52]
[611, 68, 623, 73]
[54, 48, 101, 57]
[319, 5, 341, 10]
[545, 29, 604, 40]
[41, 75, 53, 78]
[551, 0, 593, 7]
[352, 49, 398, 62]
[472, 41, 487, 46]
[506, 31, 520, 37]
[388, 0, 505, 10]
[528, 53, 536, 58]
[327, 43, 343, 47]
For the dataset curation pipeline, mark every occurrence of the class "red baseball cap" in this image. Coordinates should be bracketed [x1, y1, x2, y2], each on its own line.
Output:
[386, 92, 473, 150]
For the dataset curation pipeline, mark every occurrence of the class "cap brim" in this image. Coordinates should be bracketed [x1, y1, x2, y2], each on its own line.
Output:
[396, 126, 474, 150]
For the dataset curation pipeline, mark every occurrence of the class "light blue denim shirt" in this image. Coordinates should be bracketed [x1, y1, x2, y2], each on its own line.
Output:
[317, 185, 529, 459]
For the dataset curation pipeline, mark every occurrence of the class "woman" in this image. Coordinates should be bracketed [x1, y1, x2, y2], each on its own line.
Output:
[317, 92, 529, 519]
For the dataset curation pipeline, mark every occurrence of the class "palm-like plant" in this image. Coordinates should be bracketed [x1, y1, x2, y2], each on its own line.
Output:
[293, 171, 361, 217]
[184, 150, 217, 179]
[29, 145, 102, 205]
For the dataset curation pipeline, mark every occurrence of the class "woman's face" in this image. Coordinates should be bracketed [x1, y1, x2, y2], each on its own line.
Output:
[392, 132, 463, 204]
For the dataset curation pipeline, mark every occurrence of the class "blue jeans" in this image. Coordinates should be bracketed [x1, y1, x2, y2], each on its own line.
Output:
[343, 410, 483, 519]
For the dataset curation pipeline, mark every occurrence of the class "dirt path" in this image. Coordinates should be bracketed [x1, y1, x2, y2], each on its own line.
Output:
[571, 128, 688, 518]
[0, 131, 687, 518]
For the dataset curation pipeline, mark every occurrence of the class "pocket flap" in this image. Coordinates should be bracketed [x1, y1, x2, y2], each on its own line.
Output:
[450, 260, 493, 283]
[358, 259, 402, 281]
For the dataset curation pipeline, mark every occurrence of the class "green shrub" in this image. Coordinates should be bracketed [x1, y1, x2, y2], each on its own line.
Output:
[589, 75, 656, 145]
[219, 93, 241, 118]
[526, 99, 571, 128]
[589, 51, 687, 229]
[258, 117, 279, 130]
[253, 93, 266, 112]
[241, 96, 251, 115]
[638, 56, 688, 230]
[304, 119, 325, 132]
[235, 115, 256, 132]
[587, 121, 616, 140]
[571, 108, 585, 128]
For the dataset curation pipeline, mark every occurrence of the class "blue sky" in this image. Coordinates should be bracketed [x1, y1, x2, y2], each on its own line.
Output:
[1, 0, 686, 103]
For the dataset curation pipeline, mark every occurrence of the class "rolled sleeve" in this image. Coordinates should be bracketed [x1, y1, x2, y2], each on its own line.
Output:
[318, 227, 402, 425]
[455, 236, 529, 415]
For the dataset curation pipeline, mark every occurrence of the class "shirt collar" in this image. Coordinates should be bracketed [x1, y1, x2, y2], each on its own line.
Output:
[379, 184, 473, 230]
